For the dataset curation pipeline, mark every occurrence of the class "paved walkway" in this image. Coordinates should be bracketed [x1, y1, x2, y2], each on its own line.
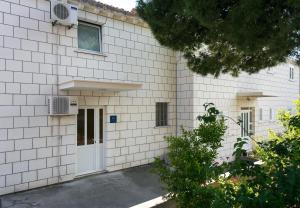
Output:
[1, 165, 166, 208]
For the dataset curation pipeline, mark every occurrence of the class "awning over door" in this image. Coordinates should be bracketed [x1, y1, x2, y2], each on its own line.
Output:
[59, 80, 142, 91]
[236, 91, 277, 98]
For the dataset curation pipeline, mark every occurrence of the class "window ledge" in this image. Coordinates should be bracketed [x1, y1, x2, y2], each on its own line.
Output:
[154, 125, 170, 128]
[74, 49, 107, 57]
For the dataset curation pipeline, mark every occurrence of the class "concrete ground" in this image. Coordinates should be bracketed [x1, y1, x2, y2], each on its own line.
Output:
[1, 165, 167, 208]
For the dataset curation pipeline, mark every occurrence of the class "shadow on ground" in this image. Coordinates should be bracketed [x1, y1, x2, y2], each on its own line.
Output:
[1, 165, 167, 208]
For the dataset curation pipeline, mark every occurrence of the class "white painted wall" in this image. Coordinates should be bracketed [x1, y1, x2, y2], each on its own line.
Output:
[177, 55, 299, 162]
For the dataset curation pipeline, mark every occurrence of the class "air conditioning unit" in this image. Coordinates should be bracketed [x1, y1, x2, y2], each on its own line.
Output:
[50, 0, 78, 27]
[48, 96, 78, 115]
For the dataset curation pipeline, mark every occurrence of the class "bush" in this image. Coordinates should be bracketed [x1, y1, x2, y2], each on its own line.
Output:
[154, 103, 228, 208]
[155, 101, 300, 208]
[224, 101, 300, 207]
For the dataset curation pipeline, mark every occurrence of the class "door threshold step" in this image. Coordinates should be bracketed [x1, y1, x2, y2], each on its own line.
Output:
[75, 170, 108, 179]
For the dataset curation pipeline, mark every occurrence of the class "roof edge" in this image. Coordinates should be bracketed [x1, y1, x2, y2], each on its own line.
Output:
[68, 0, 149, 28]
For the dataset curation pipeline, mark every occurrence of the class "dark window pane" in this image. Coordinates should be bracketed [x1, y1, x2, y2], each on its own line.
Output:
[156, 103, 159, 126]
[156, 102, 168, 126]
[99, 109, 103, 144]
[78, 22, 100, 52]
[87, 109, 94, 145]
[77, 109, 85, 146]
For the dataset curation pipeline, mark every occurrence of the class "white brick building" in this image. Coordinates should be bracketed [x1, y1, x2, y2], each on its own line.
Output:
[0, 0, 298, 195]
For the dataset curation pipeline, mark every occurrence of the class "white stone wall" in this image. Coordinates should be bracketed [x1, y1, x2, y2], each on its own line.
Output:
[0, 0, 299, 196]
[0, 0, 177, 195]
[177, 55, 299, 161]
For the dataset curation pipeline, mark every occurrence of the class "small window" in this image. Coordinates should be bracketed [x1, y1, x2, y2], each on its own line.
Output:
[289, 67, 294, 80]
[78, 21, 101, 52]
[259, 108, 263, 121]
[156, 102, 168, 126]
[269, 108, 273, 120]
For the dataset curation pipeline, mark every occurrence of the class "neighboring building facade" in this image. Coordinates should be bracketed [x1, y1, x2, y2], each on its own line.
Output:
[177, 55, 299, 160]
[0, 0, 298, 195]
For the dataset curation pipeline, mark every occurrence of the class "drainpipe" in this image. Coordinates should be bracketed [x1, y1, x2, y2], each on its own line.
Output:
[175, 52, 178, 136]
[51, 25, 62, 182]
[56, 35, 62, 183]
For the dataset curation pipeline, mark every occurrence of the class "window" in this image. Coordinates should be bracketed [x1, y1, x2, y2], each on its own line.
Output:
[78, 21, 101, 52]
[289, 67, 294, 80]
[156, 102, 168, 126]
[259, 108, 263, 121]
[269, 108, 273, 120]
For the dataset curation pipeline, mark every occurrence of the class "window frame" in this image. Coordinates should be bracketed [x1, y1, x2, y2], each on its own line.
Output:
[156, 102, 168, 127]
[77, 21, 102, 53]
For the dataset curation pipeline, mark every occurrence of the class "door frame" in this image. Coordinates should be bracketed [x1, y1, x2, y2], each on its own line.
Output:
[75, 105, 107, 176]
[241, 109, 251, 138]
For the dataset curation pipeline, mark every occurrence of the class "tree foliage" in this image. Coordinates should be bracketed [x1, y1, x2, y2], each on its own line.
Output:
[137, 0, 300, 76]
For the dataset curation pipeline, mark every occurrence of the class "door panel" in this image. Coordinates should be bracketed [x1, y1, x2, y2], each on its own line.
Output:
[97, 109, 104, 170]
[240, 109, 254, 151]
[77, 108, 104, 175]
[77, 145, 96, 174]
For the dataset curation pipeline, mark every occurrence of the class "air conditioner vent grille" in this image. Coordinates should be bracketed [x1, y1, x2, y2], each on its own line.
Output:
[50, 0, 78, 26]
[53, 3, 69, 20]
[52, 96, 69, 114]
[48, 96, 78, 115]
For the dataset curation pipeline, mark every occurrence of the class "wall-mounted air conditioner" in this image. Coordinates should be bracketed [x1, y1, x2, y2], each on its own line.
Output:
[50, 0, 78, 27]
[48, 96, 78, 115]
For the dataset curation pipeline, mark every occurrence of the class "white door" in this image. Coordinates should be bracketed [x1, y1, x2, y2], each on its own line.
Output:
[240, 109, 253, 151]
[76, 108, 104, 175]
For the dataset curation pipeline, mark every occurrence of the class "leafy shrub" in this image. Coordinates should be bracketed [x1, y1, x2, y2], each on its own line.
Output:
[154, 103, 228, 208]
[156, 101, 300, 208]
[224, 101, 300, 207]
